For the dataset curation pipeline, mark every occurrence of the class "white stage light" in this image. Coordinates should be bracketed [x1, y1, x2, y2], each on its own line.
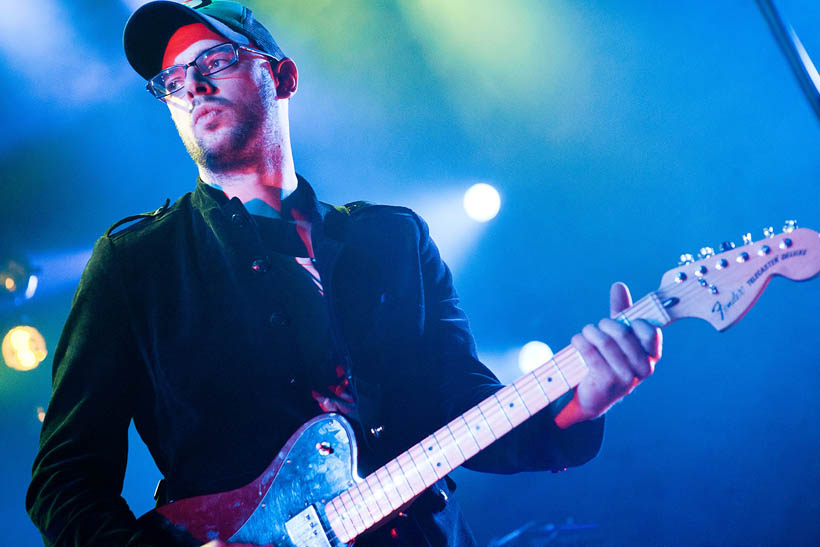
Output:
[518, 341, 553, 373]
[463, 183, 501, 222]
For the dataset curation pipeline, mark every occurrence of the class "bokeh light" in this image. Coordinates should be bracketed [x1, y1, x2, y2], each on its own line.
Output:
[463, 183, 501, 222]
[518, 340, 554, 374]
[2, 326, 47, 372]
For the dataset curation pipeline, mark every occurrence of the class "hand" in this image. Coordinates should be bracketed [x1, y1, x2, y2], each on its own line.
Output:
[555, 282, 662, 428]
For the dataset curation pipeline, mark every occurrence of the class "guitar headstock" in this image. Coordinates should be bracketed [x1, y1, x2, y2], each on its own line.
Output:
[657, 225, 820, 330]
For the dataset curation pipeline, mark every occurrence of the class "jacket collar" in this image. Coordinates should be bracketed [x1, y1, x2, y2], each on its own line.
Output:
[191, 174, 352, 242]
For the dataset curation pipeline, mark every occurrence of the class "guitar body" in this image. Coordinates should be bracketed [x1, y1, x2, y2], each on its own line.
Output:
[139, 225, 820, 546]
[150, 414, 357, 546]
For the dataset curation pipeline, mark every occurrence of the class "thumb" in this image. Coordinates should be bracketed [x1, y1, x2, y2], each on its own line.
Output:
[610, 281, 632, 316]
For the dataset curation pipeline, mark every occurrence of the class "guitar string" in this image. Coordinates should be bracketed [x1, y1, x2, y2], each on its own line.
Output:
[325, 277, 744, 542]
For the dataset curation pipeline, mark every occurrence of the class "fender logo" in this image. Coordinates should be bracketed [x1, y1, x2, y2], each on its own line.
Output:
[712, 286, 745, 321]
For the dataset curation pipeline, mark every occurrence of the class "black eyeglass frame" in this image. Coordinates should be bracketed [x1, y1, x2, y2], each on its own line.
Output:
[145, 42, 280, 99]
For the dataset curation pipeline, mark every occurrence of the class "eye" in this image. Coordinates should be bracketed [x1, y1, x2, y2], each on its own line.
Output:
[164, 77, 184, 92]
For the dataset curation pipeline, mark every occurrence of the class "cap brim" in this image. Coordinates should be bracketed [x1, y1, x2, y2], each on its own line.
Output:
[124, 0, 251, 80]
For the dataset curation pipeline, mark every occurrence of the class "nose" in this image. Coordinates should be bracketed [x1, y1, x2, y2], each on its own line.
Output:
[184, 65, 217, 100]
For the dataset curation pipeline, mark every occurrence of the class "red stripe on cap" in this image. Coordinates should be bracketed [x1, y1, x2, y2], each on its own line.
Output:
[162, 23, 227, 69]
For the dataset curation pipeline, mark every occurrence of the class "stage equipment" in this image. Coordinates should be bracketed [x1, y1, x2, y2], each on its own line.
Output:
[1, 256, 39, 303]
[756, 0, 820, 123]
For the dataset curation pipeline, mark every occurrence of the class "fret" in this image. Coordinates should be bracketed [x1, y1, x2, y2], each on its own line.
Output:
[324, 500, 351, 543]
[334, 497, 360, 541]
[554, 347, 588, 388]
[374, 467, 403, 510]
[361, 477, 389, 519]
[618, 292, 671, 328]
[448, 416, 481, 459]
[385, 459, 414, 503]
[477, 395, 513, 439]
[396, 452, 426, 493]
[352, 483, 378, 525]
[512, 372, 551, 413]
[326, 285, 688, 544]
[533, 358, 572, 400]
[433, 428, 466, 469]
[339, 489, 367, 532]
[408, 443, 442, 482]
[494, 385, 531, 426]
[420, 433, 455, 474]
[462, 406, 496, 448]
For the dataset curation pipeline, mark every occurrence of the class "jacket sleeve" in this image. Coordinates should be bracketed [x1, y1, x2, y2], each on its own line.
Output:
[25, 237, 189, 546]
[415, 213, 604, 474]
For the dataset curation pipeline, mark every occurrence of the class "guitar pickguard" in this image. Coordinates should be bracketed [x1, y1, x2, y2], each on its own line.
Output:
[154, 414, 357, 546]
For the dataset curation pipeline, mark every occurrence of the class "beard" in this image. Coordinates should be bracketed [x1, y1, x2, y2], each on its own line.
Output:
[179, 97, 266, 172]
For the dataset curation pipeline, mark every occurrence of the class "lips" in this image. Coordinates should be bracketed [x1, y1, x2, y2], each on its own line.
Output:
[192, 104, 223, 127]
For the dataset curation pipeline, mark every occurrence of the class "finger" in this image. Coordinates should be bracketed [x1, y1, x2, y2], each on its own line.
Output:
[571, 331, 622, 406]
[632, 319, 663, 364]
[579, 324, 634, 387]
[610, 282, 632, 316]
[598, 318, 653, 380]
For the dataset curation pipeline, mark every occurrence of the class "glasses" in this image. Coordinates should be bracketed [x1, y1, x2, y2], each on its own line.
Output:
[146, 42, 279, 99]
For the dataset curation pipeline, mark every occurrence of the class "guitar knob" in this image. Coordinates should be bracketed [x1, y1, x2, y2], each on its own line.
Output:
[678, 253, 694, 265]
[718, 241, 735, 252]
[764, 226, 775, 238]
[783, 219, 798, 233]
[698, 247, 715, 259]
[742, 232, 753, 245]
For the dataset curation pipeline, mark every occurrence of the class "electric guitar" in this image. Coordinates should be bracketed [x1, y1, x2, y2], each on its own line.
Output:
[144, 224, 820, 546]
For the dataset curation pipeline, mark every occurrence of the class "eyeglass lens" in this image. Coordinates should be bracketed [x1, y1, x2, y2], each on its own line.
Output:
[149, 43, 238, 98]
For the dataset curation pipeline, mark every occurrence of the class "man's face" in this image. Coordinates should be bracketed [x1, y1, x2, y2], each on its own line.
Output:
[163, 38, 276, 171]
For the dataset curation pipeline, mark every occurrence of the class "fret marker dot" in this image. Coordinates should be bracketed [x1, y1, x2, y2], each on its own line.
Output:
[547, 377, 552, 382]
[476, 425, 480, 430]
[437, 462, 441, 467]
[509, 403, 514, 407]
[428, 446, 433, 451]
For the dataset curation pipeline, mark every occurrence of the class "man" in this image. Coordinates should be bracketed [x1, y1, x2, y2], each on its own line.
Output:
[26, 1, 660, 545]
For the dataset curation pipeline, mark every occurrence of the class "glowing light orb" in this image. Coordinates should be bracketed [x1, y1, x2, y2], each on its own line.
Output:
[2, 326, 47, 371]
[518, 340, 554, 373]
[463, 183, 501, 222]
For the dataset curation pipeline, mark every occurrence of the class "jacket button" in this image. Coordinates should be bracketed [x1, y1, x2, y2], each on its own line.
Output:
[231, 213, 246, 226]
[269, 311, 289, 326]
[251, 258, 269, 273]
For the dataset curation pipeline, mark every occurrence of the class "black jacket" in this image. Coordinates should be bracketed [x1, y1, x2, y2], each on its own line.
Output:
[27, 178, 604, 546]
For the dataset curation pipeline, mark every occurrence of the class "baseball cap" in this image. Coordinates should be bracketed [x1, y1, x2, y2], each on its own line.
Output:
[124, 0, 285, 80]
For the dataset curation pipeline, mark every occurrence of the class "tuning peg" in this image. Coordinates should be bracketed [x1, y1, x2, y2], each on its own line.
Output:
[742, 232, 753, 245]
[679, 253, 694, 265]
[764, 226, 775, 238]
[783, 219, 798, 233]
[718, 241, 736, 252]
[698, 247, 715, 259]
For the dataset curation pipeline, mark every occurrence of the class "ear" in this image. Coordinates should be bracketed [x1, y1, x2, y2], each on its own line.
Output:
[271, 58, 298, 99]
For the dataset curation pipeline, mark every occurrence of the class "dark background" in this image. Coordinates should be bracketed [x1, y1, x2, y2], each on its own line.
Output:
[2, 1, 819, 545]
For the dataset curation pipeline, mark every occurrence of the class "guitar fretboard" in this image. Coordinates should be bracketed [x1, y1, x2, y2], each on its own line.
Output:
[324, 292, 671, 543]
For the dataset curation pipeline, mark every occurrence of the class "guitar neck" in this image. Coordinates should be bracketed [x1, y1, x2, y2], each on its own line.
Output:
[323, 292, 673, 543]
